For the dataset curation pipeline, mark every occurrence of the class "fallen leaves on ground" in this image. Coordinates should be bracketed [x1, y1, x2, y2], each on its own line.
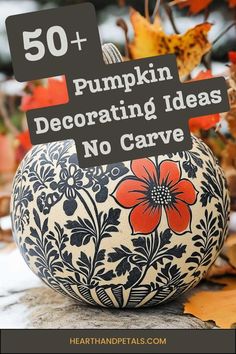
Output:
[128, 8, 212, 79]
[184, 277, 236, 328]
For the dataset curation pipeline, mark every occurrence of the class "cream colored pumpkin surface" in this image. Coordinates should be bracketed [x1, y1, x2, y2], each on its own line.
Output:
[11, 136, 229, 308]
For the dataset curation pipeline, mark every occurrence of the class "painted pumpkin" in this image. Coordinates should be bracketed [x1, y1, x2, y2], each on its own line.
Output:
[11, 135, 230, 307]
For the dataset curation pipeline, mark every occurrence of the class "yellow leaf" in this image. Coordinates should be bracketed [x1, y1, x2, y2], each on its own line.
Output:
[184, 277, 236, 328]
[128, 8, 212, 79]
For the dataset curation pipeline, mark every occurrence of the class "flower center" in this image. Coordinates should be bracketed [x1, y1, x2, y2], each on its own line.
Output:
[67, 177, 75, 186]
[151, 185, 172, 205]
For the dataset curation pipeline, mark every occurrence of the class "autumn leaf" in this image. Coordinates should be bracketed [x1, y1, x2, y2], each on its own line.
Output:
[189, 71, 220, 131]
[172, 0, 236, 13]
[20, 77, 68, 111]
[128, 8, 212, 79]
[228, 0, 236, 7]
[17, 130, 32, 151]
[171, 0, 213, 14]
[184, 277, 236, 328]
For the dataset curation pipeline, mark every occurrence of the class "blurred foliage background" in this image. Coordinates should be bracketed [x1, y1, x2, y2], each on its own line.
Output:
[1, 0, 236, 74]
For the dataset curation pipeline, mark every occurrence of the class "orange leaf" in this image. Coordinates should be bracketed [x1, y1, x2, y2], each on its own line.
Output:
[17, 130, 32, 151]
[189, 71, 220, 131]
[173, 0, 213, 14]
[173, 0, 236, 12]
[228, 0, 236, 7]
[128, 8, 212, 79]
[20, 77, 68, 111]
[184, 277, 236, 328]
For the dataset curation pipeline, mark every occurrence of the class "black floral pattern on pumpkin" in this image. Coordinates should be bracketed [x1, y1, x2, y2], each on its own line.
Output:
[11, 139, 229, 308]
[167, 136, 215, 179]
[83, 163, 129, 203]
[186, 159, 230, 280]
[12, 185, 33, 232]
[108, 229, 186, 290]
[51, 164, 84, 215]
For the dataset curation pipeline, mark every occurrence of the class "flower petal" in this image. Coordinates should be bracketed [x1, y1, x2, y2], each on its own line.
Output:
[130, 202, 162, 235]
[171, 179, 197, 205]
[131, 158, 157, 182]
[159, 160, 181, 187]
[165, 200, 191, 234]
[114, 179, 148, 208]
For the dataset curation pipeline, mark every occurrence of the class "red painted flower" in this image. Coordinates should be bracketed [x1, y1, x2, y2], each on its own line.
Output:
[113, 158, 197, 235]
